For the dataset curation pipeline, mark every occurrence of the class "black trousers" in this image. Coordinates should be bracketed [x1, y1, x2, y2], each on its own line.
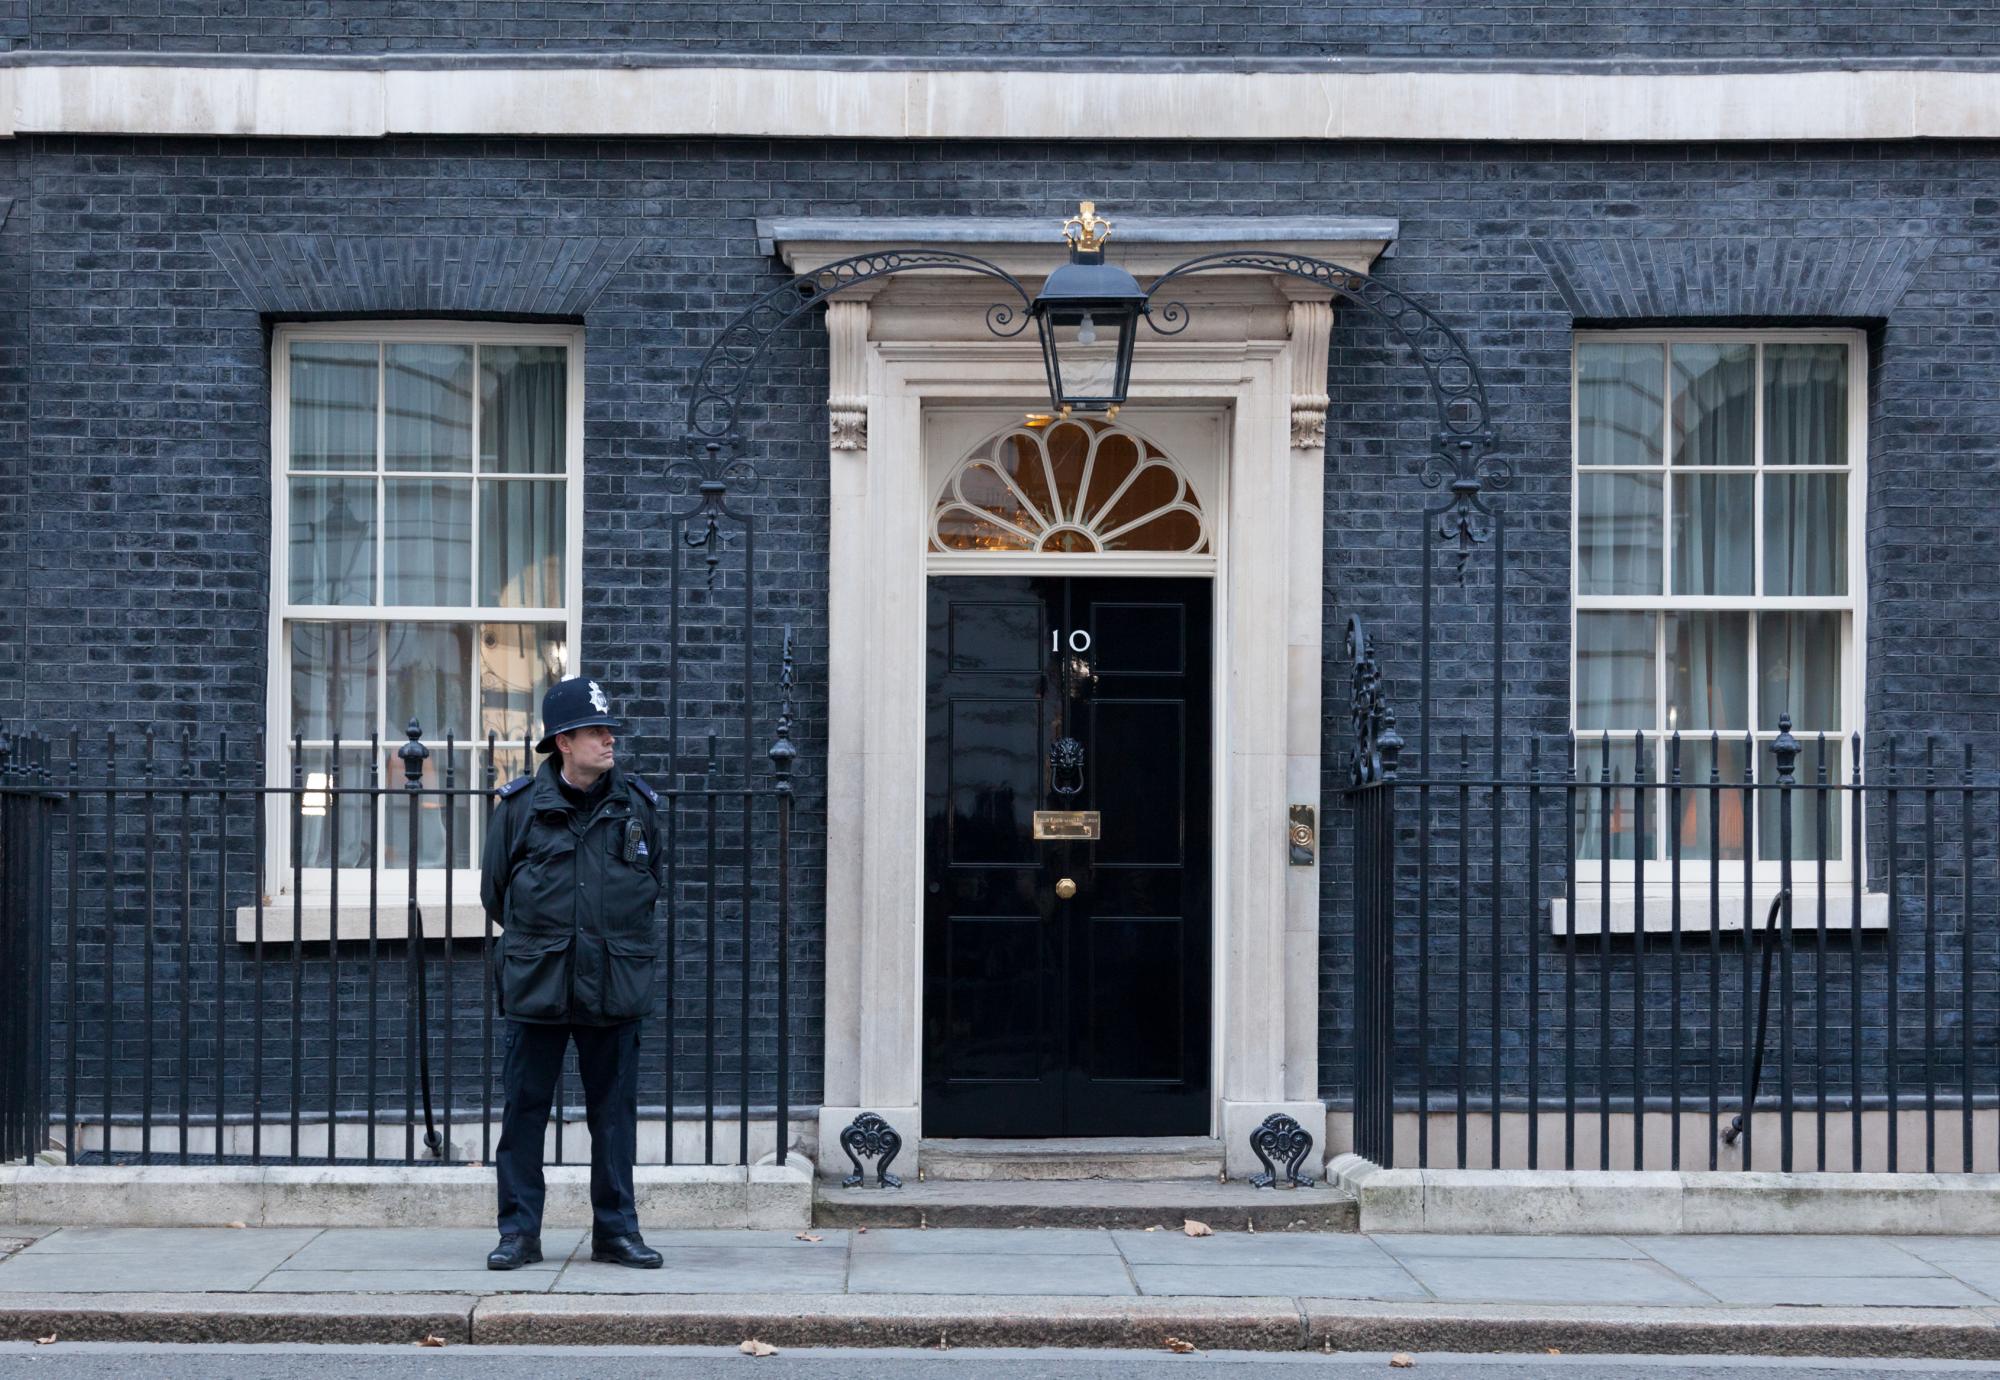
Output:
[494, 1018, 641, 1241]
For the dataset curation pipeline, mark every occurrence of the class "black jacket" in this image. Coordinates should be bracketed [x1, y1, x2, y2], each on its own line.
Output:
[481, 759, 663, 1026]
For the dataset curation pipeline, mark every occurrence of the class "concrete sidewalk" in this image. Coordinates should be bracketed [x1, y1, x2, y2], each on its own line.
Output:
[5, 1226, 2000, 1357]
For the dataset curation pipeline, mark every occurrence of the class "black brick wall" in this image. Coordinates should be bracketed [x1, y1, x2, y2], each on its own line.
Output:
[12, 133, 2000, 1125]
[17, 2, 2000, 58]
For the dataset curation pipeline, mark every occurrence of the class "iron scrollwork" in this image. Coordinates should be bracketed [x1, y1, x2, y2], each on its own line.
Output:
[1142, 250, 1506, 569]
[1247, 1112, 1317, 1189]
[1344, 615, 1403, 788]
[839, 1111, 905, 1188]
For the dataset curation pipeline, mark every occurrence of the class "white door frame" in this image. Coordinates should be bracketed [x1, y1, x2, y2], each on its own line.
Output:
[798, 239, 1382, 1177]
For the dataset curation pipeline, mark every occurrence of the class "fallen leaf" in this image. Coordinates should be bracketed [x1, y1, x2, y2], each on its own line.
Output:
[1143, 1226, 1160, 1233]
[794, 1232, 823, 1243]
[1182, 1219, 1213, 1237]
[1390, 1354, 1416, 1369]
[1164, 1336, 1198, 1354]
[33, 1333, 56, 1346]
[857, 1227, 868, 1234]
[416, 1335, 447, 1348]
[935, 1330, 950, 1351]
[740, 1339, 778, 1357]
[1247, 1219, 1257, 1234]
[1546, 1348, 1562, 1356]
[224, 1221, 247, 1229]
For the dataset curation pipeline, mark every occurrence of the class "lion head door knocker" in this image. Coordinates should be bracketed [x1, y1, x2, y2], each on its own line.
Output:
[1048, 643, 1097, 798]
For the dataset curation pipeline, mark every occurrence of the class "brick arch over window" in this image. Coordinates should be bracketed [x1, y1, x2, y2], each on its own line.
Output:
[1532, 235, 1937, 322]
[205, 233, 639, 317]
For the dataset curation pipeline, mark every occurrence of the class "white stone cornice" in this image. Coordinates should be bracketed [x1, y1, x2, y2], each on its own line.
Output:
[7, 61, 2000, 142]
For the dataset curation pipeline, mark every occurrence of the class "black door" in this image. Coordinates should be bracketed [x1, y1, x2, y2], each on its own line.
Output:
[923, 575, 1212, 1137]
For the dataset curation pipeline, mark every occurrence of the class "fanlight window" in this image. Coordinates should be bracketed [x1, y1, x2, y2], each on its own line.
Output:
[931, 419, 1209, 555]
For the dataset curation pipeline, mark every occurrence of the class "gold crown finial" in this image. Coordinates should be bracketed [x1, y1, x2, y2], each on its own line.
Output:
[1062, 201, 1111, 251]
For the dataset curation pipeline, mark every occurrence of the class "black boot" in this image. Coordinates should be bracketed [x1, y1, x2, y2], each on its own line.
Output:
[487, 1233, 543, 1270]
[591, 1233, 663, 1268]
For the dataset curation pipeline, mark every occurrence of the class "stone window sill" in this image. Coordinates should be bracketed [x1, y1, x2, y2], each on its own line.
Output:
[1551, 889, 1889, 937]
[233, 898, 490, 944]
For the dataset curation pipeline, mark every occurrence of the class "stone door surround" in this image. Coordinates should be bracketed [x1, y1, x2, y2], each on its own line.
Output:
[766, 217, 1397, 1177]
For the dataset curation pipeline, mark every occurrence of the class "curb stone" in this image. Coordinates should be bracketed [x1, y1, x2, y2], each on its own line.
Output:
[3, 1292, 2000, 1356]
[0, 1294, 477, 1345]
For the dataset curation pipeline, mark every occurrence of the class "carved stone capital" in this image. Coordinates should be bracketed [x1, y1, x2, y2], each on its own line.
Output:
[826, 299, 871, 453]
[1285, 297, 1335, 454]
[1290, 392, 1329, 449]
[829, 395, 868, 451]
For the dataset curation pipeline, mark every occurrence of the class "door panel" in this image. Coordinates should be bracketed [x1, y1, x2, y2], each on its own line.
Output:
[924, 575, 1211, 1138]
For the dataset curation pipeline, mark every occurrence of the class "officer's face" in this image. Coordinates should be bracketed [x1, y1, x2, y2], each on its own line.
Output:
[558, 725, 616, 775]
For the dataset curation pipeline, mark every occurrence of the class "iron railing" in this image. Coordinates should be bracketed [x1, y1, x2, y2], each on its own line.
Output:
[1347, 642, 2000, 1173]
[0, 644, 799, 1169]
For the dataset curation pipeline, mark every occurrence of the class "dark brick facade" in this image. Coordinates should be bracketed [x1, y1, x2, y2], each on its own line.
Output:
[10, 131, 2000, 1123]
[15, 3, 2000, 59]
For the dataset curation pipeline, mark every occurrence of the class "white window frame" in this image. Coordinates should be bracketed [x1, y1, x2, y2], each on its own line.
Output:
[1569, 327, 1868, 896]
[262, 320, 585, 913]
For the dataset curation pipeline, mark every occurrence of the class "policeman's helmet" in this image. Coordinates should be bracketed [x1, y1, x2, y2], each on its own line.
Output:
[535, 677, 622, 755]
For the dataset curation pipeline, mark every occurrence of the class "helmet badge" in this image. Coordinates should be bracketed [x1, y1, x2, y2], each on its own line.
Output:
[587, 681, 609, 713]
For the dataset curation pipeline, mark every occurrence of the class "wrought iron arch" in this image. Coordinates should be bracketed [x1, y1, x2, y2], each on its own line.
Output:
[678, 242, 1507, 553]
[1141, 251, 1511, 558]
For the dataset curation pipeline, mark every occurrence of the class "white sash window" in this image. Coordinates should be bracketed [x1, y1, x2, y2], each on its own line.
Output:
[1572, 330, 1865, 882]
[267, 322, 583, 898]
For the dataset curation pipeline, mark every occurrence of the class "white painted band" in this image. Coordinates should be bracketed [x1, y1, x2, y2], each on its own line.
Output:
[3, 63, 1998, 142]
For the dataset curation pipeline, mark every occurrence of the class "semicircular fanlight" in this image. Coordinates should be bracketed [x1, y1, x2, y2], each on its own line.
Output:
[930, 418, 1210, 555]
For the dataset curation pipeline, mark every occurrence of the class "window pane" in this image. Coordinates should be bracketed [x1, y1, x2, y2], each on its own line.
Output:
[481, 481, 565, 608]
[289, 746, 375, 869]
[1671, 343, 1754, 467]
[1665, 611, 1748, 731]
[480, 622, 569, 748]
[288, 477, 375, 606]
[385, 748, 472, 869]
[290, 622, 377, 740]
[383, 479, 472, 606]
[385, 344, 473, 473]
[1764, 473, 1848, 596]
[1577, 472, 1662, 596]
[1758, 737, 1845, 863]
[480, 345, 567, 474]
[1764, 343, 1847, 468]
[1671, 472, 1754, 595]
[1663, 735, 1749, 862]
[386, 621, 472, 740]
[1574, 738, 1656, 861]
[1758, 611, 1842, 732]
[289, 342, 377, 472]
[1577, 611, 1656, 731]
[1577, 343, 1663, 467]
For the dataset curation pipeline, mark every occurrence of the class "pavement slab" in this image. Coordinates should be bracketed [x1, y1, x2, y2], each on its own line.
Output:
[276, 1227, 582, 1273]
[0, 1252, 283, 1293]
[850, 1227, 1119, 1256]
[1688, 1274, 1995, 1308]
[1111, 1228, 1397, 1267]
[16, 1226, 320, 1257]
[1631, 1234, 1942, 1278]
[554, 1245, 851, 1294]
[846, 1250, 1137, 1296]
[1132, 1262, 1428, 1300]
[1397, 1256, 1719, 1307]
[1372, 1233, 1650, 1260]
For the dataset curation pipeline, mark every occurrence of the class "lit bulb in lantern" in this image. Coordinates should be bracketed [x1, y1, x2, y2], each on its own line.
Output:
[1076, 313, 1097, 346]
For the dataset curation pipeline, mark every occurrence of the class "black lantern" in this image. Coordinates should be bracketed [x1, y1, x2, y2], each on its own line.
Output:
[1029, 202, 1150, 418]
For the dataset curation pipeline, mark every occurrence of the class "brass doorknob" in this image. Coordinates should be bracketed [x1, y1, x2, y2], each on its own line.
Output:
[1054, 877, 1077, 900]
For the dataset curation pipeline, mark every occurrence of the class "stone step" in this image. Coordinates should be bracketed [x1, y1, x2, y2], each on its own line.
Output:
[919, 1136, 1224, 1182]
[813, 1177, 1356, 1232]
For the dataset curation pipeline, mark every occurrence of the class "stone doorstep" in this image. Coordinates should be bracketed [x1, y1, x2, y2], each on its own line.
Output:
[918, 1136, 1224, 1182]
[814, 1177, 1359, 1231]
[1328, 1154, 2000, 1235]
[0, 1164, 815, 1230]
[6, 1293, 2000, 1356]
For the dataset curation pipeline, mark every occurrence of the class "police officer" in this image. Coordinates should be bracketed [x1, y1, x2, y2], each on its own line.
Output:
[483, 677, 664, 1271]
